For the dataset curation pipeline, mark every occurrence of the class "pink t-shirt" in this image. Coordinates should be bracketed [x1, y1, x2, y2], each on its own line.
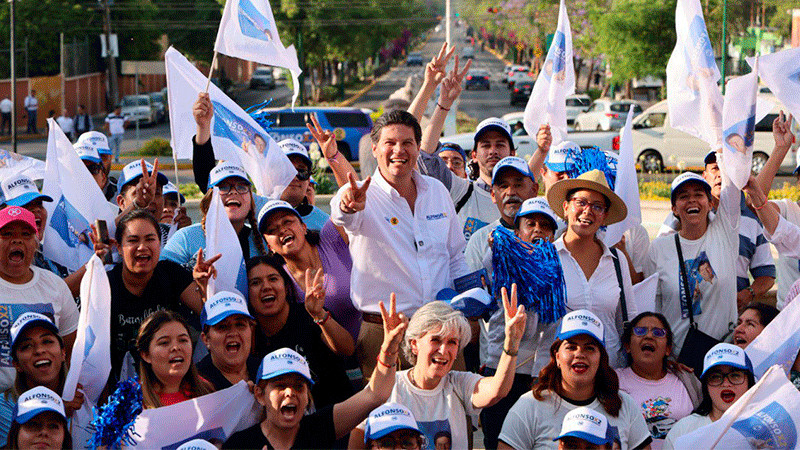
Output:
[615, 367, 694, 450]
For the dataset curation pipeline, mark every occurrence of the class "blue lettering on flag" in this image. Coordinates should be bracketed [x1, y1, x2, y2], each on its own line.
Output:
[83, 325, 96, 359]
[543, 31, 567, 83]
[687, 15, 716, 70]
[238, 0, 273, 42]
[49, 195, 93, 250]
[731, 401, 797, 449]
[211, 101, 269, 157]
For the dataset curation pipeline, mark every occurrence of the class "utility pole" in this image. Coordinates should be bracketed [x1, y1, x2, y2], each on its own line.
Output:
[445, 0, 451, 45]
[102, 0, 119, 107]
[721, 0, 727, 94]
[10, 0, 16, 152]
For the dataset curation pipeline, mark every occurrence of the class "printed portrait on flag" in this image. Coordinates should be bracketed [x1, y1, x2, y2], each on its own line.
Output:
[679, 251, 715, 318]
[211, 100, 270, 157]
[238, 0, 273, 41]
[49, 195, 94, 251]
[543, 31, 567, 83]
[723, 115, 756, 155]
[685, 15, 717, 92]
[730, 401, 797, 448]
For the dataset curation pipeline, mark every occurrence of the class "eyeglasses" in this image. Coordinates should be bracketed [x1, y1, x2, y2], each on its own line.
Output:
[295, 168, 311, 181]
[218, 183, 251, 195]
[372, 437, 421, 450]
[569, 197, 607, 215]
[632, 326, 667, 338]
[707, 370, 747, 386]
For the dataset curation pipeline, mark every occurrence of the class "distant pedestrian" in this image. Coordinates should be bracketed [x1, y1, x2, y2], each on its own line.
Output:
[23, 90, 37, 134]
[56, 108, 75, 141]
[104, 106, 128, 162]
[0, 97, 11, 135]
[74, 104, 93, 135]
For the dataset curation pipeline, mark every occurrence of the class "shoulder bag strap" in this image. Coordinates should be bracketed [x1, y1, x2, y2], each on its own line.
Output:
[610, 247, 629, 326]
[455, 182, 474, 214]
[674, 233, 696, 328]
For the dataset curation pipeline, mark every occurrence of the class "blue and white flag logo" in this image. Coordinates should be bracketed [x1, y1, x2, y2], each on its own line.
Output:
[746, 47, 800, 127]
[238, 0, 273, 41]
[686, 15, 716, 70]
[543, 31, 567, 83]
[212, 101, 269, 156]
[731, 401, 797, 449]
[49, 195, 93, 250]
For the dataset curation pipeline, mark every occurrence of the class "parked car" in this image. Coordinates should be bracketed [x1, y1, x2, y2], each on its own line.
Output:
[120, 95, 157, 125]
[631, 99, 798, 173]
[509, 80, 533, 106]
[249, 106, 373, 161]
[465, 69, 490, 90]
[406, 52, 424, 66]
[574, 99, 643, 131]
[566, 94, 591, 125]
[149, 92, 167, 123]
[250, 67, 276, 90]
[462, 46, 475, 59]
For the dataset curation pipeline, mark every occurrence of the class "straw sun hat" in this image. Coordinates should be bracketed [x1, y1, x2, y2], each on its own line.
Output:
[546, 169, 628, 225]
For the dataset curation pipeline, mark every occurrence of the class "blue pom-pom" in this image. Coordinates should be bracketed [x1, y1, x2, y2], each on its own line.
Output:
[491, 227, 567, 323]
[565, 146, 616, 190]
[247, 99, 275, 131]
[89, 377, 143, 449]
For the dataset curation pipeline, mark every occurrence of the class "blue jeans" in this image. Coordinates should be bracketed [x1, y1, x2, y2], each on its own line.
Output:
[26, 109, 37, 133]
[109, 134, 123, 161]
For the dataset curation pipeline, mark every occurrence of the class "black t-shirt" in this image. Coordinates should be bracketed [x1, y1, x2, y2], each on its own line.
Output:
[108, 260, 194, 375]
[253, 302, 354, 410]
[196, 354, 260, 391]
[222, 405, 336, 449]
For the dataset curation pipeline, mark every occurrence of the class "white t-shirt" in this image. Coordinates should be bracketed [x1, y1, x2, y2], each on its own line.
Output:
[56, 116, 74, 134]
[450, 176, 500, 243]
[375, 369, 482, 450]
[0, 99, 11, 114]
[615, 367, 694, 450]
[644, 178, 739, 355]
[662, 413, 712, 450]
[105, 114, 127, 135]
[0, 267, 79, 391]
[499, 390, 651, 449]
[772, 199, 800, 309]
[625, 224, 651, 274]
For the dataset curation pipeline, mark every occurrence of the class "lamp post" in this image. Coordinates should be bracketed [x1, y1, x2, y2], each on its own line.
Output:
[721, 0, 727, 94]
[10, 0, 16, 152]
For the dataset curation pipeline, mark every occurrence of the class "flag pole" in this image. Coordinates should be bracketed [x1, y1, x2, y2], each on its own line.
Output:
[205, 52, 218, 93]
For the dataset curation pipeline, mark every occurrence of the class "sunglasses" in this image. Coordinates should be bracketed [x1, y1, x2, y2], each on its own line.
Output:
[295, 168, 311, 181]
[632, 326, 667, 338]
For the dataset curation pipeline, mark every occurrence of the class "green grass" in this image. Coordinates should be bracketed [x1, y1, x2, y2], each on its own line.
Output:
[178, 183, 202, 200]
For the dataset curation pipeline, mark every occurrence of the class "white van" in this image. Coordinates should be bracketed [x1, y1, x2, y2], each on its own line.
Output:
[631, 99, 797, 173]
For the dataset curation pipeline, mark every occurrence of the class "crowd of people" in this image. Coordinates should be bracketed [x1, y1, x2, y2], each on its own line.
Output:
[0, 40, 798, 450]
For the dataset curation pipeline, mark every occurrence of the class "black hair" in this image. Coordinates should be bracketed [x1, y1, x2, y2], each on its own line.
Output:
[115, 209, 161, 244]
[245, 254, 300, 305]
[370, 110, 422, 145]
[7, 413, 72, 450]
[670, 179, 712, 207]
[741, 302, 780, 327]
[620, 312, 674, 371]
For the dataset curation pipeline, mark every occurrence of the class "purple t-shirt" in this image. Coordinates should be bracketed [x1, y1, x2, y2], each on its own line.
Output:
[288, 220, 360, 341]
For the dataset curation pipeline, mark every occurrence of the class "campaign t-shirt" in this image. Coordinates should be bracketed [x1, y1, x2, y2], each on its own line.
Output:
[222, 405, 336, 449]
[450, 177, 498, 242]
[196, 354, 260, 391]
[253, 301, 353, 410]
[662, 413, 712, 450]
[0, 267, 79, 391]
[499, 390, 651, 450]
[108, 260, 194, 376]
[616, 367, 694, 450]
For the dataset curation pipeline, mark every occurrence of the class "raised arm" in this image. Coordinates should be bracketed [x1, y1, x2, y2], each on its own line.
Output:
[528, 124, 552, 177]
[192, 93, 216, 193]
[334, 294, 407, 439]
[755, 112, 795, 197]
[408, 42, 454, 121]
[420, 56, 471, 155]
[304, 268, 355, 356]
[307, 114, 358, 186]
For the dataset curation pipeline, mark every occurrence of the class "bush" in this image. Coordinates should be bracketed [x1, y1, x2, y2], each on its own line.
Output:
[139, 138, 172, 156]
[587, 88, 603, 101]
[178, 183, 201, 200]
[638, 180, 671, 200]
[312, 168, 337, 195]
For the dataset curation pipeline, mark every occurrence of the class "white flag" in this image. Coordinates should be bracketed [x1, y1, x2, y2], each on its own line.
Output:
[603, 105, 641, 247]
[632, 273, 658, 314]
[746, 47, 800, 121]
[675, 365, 800, 448]
[721, 60, 759, 190]
[523, 0, 575, 143]
[41, 119, 116, 271]
[165, 47, 296, 198]
[205, 187, 247, 298]
[0, 149, 45, 181]
[214, 0, 302, 106]
[666, 0, 724, 149]
[127, 382, 261, 447]
[746, 291, 800, 378]
[62, 255, 111, 403]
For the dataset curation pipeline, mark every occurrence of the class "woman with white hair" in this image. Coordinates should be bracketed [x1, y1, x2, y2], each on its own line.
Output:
[349, 286, 526, 449]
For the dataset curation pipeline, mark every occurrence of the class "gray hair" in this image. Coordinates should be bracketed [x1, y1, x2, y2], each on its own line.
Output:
[402, 301, 471, 364]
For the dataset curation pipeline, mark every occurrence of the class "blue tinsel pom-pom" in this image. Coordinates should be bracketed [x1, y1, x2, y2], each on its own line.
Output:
[491, 226, 567, 324]
[89, 377, 143, 449]
[565, 145, 616, 190]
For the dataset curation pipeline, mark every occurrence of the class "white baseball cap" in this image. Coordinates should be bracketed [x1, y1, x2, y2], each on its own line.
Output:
[77, 131, 112, 156]
[258, 348, 314, 385]
[11, 312, 59, 352]
[474, 117, 513, 147]
[491, 156, 533, 185]
[14, 386, 66, 425]
[556, 309, 604, 346]
[207, 162, 250, 189]
[176, 439, 218, 450]
[364, 402, 421, 442]
[701, 343, 754, 379]
[201, 291, 254, 327]
[163, 181, 186, 204]
[545, 141, 581, 173]
[1, 174, 52, 207]
[515, 197, 558, 229]
[73, 142, 102, 164]
[257, 199, 301, 234]
[554, 406, 613, 445]
[117, 159, 169, 195]
[670, 172, 711, 202]
[279, 139, 312, 168]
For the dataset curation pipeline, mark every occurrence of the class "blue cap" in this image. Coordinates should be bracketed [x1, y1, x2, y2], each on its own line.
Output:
[556, 309, 604, 347]
[700, 343, 754, 379]
[554, 406, 613, 445]
[258, 348, 314, 385]
[364, 402, 421, 443]
[515, 197, 557, 229]
[77, 131, 112, 156]
[670, 172, 711, 203]
[279, 139, 313, 168]
[11, 312, 60, 353]
[704, 150, 718, 165]
[437, 287, 494, 318]
[163, 181, 185, 204]
[257, 199, 301, 234]
[176, 439, 217, 450]
[73, 142, 102, 164]
[201, 291, 254, 327]
[208, 162, 250, 189]
[474, 117, 513, 147]
[117, 160, 169, 195]
[1, 174, 53, 207]
[13, 386, 66, 425]
[491, 156, 533, 185]
[545, 141, 580, 173]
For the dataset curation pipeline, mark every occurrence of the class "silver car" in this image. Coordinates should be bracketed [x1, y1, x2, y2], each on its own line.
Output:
[574, 99, 643, 131]
[121, 95, 157, 125]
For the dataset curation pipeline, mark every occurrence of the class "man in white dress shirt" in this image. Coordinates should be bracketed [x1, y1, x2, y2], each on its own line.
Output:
[331, 110, 469, 378]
